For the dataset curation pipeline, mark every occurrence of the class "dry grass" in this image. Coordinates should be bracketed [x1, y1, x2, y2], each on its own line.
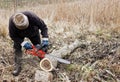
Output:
[0, 0, 120, 82]
[0, 11, 8, 38]
[0, 25, 7, 37]
[0, 0, 120, 38]
[25, 0, 120, 25]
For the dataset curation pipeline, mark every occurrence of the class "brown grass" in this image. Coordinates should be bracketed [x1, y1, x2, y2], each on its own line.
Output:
[26, 0, 120, 25]
[14, 0, 120, 35]
[0, 1, 120, 81]
[0, 0, 120, 37]
[0, 24, 8, 37]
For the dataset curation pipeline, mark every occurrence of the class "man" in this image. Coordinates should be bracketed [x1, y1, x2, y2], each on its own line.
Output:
[9, 11, 49, 76]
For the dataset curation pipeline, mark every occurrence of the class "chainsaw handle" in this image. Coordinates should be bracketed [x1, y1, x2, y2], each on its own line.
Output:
[41, 46, 48, 52]
[35, 44, 43, 50]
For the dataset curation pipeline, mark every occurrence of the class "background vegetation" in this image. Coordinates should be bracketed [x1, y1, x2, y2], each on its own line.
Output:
[0, 0, 120, 82]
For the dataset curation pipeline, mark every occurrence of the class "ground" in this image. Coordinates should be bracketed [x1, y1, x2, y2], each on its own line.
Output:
[0, 0, 120, 82]
[0, 30, 120, 82]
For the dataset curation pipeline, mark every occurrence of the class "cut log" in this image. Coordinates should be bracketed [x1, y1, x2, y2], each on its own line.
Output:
[40, 39, 86, 71]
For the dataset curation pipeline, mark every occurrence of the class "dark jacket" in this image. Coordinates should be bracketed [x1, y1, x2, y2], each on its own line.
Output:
[9, 11, 48, 42]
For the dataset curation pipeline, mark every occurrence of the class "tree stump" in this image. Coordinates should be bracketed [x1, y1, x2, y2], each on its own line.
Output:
[35, 70, 53, 82]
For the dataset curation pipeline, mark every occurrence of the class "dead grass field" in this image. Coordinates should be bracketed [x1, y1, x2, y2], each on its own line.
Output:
[0, 0, 120, 37]
[0, 0, 120, 82]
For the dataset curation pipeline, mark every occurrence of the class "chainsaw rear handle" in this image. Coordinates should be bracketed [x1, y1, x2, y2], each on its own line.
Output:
[35, 44, 48, 53]
[35, 44, 43, 50]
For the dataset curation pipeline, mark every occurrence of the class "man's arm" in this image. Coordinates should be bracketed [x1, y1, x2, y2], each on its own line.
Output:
[22, 11, 48, 38]
[37, 18, 48, 38]
[29, 12, 48, 38]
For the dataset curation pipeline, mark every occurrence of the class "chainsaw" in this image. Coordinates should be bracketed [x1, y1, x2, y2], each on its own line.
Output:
[21, 41, 70, 64]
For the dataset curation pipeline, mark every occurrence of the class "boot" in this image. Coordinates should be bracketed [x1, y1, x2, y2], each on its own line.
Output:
[12, 51, 22, 76]
[12, 64, 21, 76]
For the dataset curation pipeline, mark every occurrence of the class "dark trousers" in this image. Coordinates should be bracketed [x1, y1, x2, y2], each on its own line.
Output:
[13, 34, 41, 64]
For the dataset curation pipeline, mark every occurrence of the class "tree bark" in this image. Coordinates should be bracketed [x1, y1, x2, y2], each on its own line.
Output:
[40, 39, 85, 71]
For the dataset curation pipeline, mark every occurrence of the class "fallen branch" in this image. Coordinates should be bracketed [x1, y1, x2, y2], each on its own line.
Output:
[40, 39, 87, 71]
[105, 70, 118, 82]
[1, 56, 9, 66]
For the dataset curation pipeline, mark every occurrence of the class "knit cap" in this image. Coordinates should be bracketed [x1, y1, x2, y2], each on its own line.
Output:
[13, 13, 29, 29]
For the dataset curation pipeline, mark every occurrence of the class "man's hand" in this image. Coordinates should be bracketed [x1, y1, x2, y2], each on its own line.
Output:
[21, 41, 32, 49]
[42, 38, 49, 47]
[41, 38, 49, 52]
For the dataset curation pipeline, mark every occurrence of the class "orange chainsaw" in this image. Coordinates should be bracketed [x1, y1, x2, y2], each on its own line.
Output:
[21, 41, 71, 64]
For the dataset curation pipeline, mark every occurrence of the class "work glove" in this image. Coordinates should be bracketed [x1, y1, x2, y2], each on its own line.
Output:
[41, 38, 49, 52]
[21, 41, 32, 49]
[42, 38, 49, 47]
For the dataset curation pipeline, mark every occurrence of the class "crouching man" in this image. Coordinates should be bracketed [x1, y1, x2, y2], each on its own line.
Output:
[8, 11, 49, 76]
